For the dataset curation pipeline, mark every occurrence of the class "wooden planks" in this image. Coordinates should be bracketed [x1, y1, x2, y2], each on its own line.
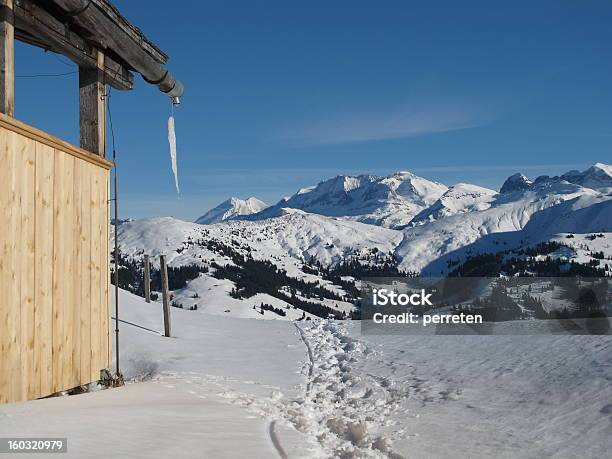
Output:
[0, 117, 6, 402]
[0, 123, 14, 403]
[78, 162, 92, 385]
[34, 143, 54, 398]
[6, 129, 22, 402]
[0, 113, 113, 170]
[17, 130, 35, 401]
[0, 119, 111, 404]
[89, 167, 102, 382]
[52, 150, 74, 393]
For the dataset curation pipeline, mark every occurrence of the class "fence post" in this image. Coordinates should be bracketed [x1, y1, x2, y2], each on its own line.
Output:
[144, 254, 151, 303]
[159, 255, 172, 337]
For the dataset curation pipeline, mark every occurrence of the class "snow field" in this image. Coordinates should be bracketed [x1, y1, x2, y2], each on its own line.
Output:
[1, 290, 611, 458]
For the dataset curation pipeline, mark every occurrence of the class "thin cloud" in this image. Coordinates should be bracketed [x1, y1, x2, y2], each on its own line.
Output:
[410, 163, 588, 173]
[277, 106, 491, 146]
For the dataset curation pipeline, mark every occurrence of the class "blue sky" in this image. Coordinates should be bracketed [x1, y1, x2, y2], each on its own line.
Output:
[15, 0, 612, 220]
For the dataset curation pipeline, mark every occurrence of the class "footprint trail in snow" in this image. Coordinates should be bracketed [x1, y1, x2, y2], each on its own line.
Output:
[152, 320, 454, 458]
[283, 321, 407, 458]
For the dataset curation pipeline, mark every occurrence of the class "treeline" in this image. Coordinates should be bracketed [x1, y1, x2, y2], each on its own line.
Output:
[111, 248, 206, 301]
[449, 251, 608, 278]
[213, 254, 345, 319]
[255, 302, 287, 317]
[150, 264, 208, 291]
[451, 278, 610, 321]
[303, 254, 418, 303]
[452, 285, 523, 321]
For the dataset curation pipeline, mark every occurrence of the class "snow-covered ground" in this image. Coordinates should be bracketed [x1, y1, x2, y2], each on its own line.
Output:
[1, 289, 611, 458]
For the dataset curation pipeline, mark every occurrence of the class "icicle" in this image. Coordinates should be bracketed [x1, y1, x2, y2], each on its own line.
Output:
[168, 114, 180, 196]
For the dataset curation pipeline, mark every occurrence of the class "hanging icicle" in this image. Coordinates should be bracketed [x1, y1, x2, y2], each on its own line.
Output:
[168, 111, 180, 196]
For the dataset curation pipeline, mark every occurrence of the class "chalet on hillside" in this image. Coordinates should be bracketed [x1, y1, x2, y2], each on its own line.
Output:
[0, 0, 182, 403]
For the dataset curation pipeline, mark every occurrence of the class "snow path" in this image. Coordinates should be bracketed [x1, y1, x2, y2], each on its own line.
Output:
[288, 322, 406, 458]
[223, 321, 411, 458]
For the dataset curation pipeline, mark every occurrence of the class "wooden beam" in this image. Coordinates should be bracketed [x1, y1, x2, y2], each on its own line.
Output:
[79, 50, 105, 157]
[50, 0, 179, 95]
[14, 0, 132, 90]
[88, 0, 167, 64]
[0, 0, 14, 116]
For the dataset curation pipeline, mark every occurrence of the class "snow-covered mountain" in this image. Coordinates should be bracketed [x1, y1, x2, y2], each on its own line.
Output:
[499, 163, 612, 195]
[117, 210, 402, 319]
[409, 183, 498, 226]
[500, 173, 532, 193]
[115, 162, 612, 320]
[245, 171, 448, 228]
[560, 162, 612, 193]
[123, 211, 401, 270]
[397, 176, 612, 274]
[195, 197, 268, 224]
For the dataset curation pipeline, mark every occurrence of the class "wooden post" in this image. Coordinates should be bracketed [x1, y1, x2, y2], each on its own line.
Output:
[159, 255, 171, 337]
[0, 0, 14, 116]
[79, 50, 106, 156]
[143, 254, 151, 303]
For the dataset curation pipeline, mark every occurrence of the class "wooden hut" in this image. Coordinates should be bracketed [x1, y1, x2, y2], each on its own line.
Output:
[0, 0, 182, 403]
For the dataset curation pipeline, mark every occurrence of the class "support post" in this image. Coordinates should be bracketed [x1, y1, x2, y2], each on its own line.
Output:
[79, 49, 106, 156]
[159, 255, 171, 337]
[143, 254, 151, 303]
[0, 0, 14, 116]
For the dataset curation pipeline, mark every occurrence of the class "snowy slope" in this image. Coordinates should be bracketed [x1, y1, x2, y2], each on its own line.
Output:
[397, 179, 612, 274]
[195, 196, 268, 224]
[2, 289, 611, 459]
[410, 182, 498, 226]
[120, 212, 402, 270]
[117, 211, 402, 319]
[246, 171, 448, 228]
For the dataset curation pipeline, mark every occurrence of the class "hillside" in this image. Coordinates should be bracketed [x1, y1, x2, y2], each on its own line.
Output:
[115, 163, 612, 320]
[116, 211, 403, 319]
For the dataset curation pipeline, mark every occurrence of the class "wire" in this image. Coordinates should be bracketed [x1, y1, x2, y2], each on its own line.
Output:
[111, 317, 162, 336]
[48, 52, 74, 68]
[105, 65, 122, 159]
[15, 71, 77, 78]
[106, 86, 116, 159]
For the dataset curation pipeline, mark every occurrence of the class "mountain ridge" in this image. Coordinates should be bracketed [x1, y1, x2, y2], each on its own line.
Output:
[116, 162, 612, 320]
[195, 196, 268, 224]
[242, 171, 448, 228]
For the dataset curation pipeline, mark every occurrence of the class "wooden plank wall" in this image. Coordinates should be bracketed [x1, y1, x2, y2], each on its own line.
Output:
[0, 118, 111, 404]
